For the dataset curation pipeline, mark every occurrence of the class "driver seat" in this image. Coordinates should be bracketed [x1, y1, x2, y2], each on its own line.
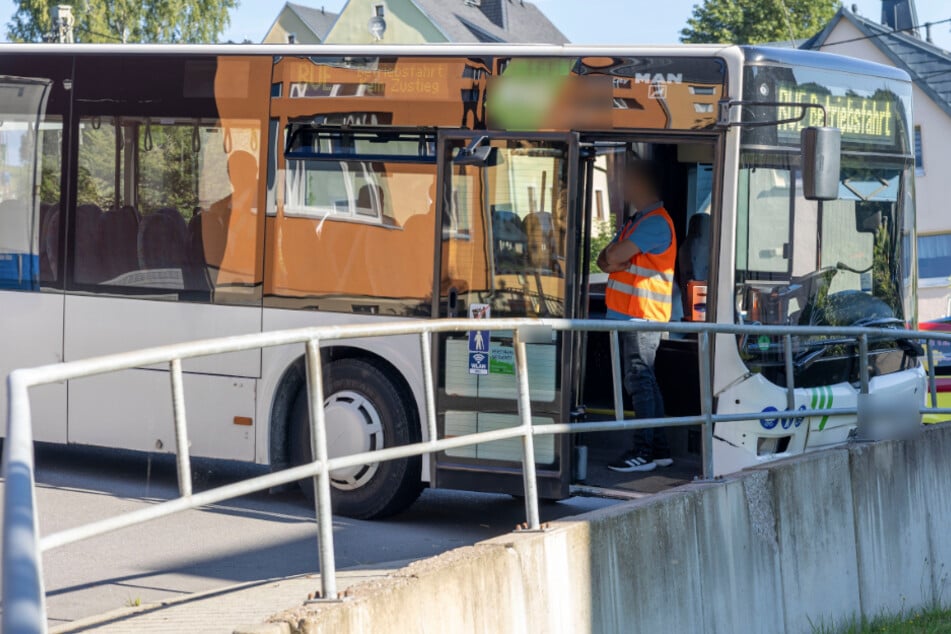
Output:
[678, 212, 711, 319]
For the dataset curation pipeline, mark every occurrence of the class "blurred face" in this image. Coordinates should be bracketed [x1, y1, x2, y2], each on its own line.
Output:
[624, 168, 649, 204]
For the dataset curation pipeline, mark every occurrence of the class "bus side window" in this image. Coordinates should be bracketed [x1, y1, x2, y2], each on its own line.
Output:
[267, 129, 437, 316]
[0, 115, 62, 290]
[38, 123, 64, 285]
[70, 117, 262, 302]
[442, 139, 569, 318]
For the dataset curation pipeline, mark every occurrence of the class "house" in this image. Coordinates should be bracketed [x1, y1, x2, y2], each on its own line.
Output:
[320, 0, 568, 45]
[802, 1, 951, 321]
[263, 3, 339, 44]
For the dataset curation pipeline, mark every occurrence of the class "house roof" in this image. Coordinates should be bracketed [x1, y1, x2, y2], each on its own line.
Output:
[802, 7, 951, 119]
[410, 0, 569, 44]
[286, 2, 338, 40]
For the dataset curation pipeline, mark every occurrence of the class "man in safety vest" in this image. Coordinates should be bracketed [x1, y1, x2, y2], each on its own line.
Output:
[596, 160, 676, 472]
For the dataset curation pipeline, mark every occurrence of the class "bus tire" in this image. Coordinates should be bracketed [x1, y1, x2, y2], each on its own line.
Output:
[289, 358, 423, 520]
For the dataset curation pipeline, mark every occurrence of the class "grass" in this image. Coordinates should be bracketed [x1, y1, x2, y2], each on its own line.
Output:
[815, 607, 951, 633]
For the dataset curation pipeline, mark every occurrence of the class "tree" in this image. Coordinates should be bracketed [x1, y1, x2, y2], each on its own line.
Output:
[589, 221, 616, 273]
[8, 0, 238, 44]
[680, 0, 839, 45]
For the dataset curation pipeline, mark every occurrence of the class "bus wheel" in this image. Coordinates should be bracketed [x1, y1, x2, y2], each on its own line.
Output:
[289, 358, 423, 520]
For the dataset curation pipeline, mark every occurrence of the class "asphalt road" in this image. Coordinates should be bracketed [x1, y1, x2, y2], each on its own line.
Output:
[0, 443, 617, 628]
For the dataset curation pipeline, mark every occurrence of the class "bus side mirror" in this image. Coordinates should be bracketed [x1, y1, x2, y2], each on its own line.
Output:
[454, 145, 496, 167]
[453, 135, 498, 167]
[801, 127, 841, 201]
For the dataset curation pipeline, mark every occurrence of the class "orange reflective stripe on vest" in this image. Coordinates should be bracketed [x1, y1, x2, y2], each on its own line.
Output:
[605, 207, 677, 321]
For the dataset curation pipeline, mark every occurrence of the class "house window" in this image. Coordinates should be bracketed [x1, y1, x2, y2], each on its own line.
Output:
[918, 233, 951, 283]
[286, 32, 297, 44]
[374, 4, 384, 17]
[914, 125, 924, 176]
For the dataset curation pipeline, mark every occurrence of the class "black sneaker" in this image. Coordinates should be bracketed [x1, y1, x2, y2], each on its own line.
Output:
[654, 457, 674, 468]
[607, 451, 657, 473]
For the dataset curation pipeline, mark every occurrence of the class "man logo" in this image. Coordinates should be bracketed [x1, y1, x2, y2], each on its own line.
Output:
[634, 73, 683, 85]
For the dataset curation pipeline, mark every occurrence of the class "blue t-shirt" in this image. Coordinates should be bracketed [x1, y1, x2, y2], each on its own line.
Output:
[606, 201, 674, 321]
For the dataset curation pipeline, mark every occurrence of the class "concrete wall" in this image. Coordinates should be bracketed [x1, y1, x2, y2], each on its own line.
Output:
[266, 423, 951, 633]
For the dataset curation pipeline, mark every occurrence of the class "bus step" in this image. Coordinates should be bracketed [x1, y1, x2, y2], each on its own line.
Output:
[569, 484, 652, 501]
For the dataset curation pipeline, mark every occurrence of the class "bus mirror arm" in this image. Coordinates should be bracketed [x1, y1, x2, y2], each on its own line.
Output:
[716, 99, 828, 129]
[716, 99, 841, 200]
[836, 261, 873, 275]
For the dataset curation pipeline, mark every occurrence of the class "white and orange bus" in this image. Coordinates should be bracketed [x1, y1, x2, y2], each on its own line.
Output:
[0, 44, 923, 517]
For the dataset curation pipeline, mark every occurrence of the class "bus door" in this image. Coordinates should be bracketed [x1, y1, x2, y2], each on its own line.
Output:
[576, 137, 720, 476]
[431, 132, 582, 498]
[0, 74, 67, 443]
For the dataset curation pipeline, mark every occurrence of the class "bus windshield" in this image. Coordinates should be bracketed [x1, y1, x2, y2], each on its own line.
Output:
[735, 154, 910, 329]
[733, 59, 916, 385]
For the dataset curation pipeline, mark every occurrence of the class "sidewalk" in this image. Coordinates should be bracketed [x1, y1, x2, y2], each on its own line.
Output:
[49, 562, 413, 634]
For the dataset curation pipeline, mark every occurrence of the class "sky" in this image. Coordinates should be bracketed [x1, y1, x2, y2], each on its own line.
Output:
[1, 0, 950, 51]
[219, 0, 951, 51]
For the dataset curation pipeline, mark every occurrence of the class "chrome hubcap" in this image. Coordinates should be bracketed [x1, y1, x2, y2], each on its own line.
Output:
[322, 390, 383, 491]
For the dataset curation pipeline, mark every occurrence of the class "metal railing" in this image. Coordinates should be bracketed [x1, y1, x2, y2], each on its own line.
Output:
[4, 318, 951, 634]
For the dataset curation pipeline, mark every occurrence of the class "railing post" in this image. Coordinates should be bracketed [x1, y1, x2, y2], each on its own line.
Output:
[854, 333, 871, 441]
[698, 330, 715, 480]
[169, 358, 192, 497]
[3, 372, 48, 634]
[419, 331, 438, 444]
[514, 328, 541, 531]
[926, 339, 938, 409]
[305, 339, 338, 600]
[609, 329, 625, 421]
[858, 334, 870, 395]
[783, 334, 796, 414]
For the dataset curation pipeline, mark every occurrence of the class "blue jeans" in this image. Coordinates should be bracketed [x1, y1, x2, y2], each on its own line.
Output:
[621, 329, 670, 459]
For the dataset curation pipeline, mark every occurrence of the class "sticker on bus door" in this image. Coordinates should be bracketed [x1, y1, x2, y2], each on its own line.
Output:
[468, 304, 491, 375]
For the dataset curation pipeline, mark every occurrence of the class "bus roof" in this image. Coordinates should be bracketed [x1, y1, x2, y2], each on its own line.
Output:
[743, 45, 911, 83]
[0, 42, 910, 83]
[0, 42, 736, 57]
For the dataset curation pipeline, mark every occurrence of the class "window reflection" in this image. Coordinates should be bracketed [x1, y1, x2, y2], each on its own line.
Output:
[71, 116, 261, 299]
[266, 127, 437, 315]
[735, 154, 906, 327]
[443, 140, 568, 318]
[286, 160, 393, 223]
[735, 151, 911, 387]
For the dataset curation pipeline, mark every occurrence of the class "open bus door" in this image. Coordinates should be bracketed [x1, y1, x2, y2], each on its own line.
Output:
[0, 77, 50, 290]
[431, 132, 584, 498]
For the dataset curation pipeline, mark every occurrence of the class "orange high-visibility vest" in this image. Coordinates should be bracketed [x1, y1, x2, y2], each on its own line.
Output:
[605, 207, 677, 321]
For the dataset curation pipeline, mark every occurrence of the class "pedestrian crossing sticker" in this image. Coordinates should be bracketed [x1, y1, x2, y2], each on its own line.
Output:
[468, 303, 491, 375]
[469, 329, 487, 353]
